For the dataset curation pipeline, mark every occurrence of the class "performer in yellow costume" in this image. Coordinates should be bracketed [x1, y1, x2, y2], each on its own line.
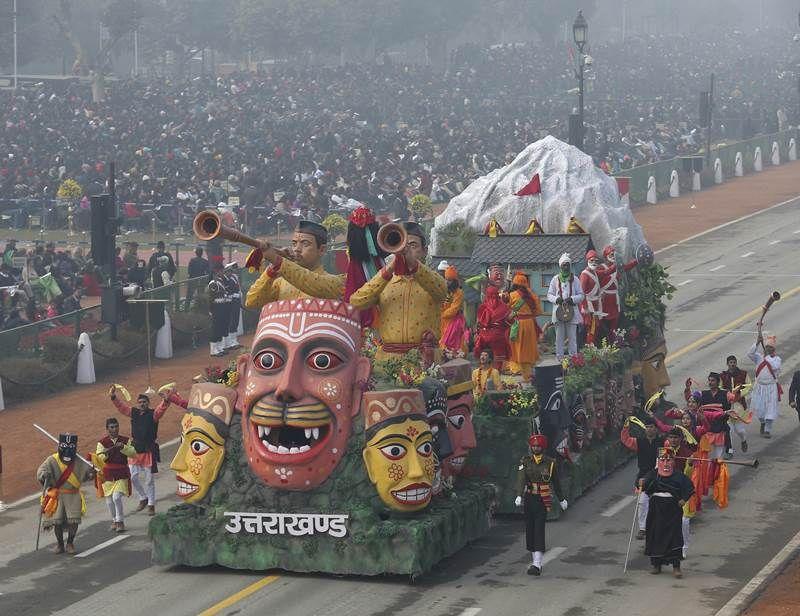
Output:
[507, 271, 543, 375]
[245, 220, 344, 308]
[350, 222, 448, 361]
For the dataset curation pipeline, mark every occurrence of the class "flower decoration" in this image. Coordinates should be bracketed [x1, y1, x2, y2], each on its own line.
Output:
[349, 206, 376, 228]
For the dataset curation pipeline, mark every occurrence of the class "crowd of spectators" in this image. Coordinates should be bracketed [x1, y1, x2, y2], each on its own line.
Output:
[0, 239, 99, 330]
[0, 29, 797, 230]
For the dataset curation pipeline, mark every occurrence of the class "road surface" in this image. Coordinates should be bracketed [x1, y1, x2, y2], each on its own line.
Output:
[1, 196, 799, 616]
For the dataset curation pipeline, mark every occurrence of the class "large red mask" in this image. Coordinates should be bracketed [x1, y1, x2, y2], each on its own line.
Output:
[440, 359, 477, 478]
[237, 299, 371, 491]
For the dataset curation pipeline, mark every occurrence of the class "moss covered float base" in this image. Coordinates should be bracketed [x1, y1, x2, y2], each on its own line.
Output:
[468, 415, 633, 515]
[150, 482, 493, 576]
[149, 418, 495, 577]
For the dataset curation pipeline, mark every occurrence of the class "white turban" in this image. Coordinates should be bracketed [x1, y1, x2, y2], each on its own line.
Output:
[437, 260, 450, 271]
[558, 253, 571, 266]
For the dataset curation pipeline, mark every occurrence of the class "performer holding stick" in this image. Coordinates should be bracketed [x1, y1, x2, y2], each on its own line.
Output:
[748, 292, 782, 438]
[36, 433, 94, 554]
[641, 447, 694, 578]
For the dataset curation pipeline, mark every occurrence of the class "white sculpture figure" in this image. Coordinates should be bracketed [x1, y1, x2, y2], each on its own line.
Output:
[76, 332, 96, 384]
[646, 176, 657, 205]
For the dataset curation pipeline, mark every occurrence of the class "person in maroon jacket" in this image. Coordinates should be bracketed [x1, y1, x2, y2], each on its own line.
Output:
[95, 418, 137, 532]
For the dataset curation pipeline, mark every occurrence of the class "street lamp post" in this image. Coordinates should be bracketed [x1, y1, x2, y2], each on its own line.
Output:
[572, 10, 589, 151]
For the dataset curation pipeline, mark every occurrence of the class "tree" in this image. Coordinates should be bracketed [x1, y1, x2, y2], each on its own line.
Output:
[0, 0, 60, 72]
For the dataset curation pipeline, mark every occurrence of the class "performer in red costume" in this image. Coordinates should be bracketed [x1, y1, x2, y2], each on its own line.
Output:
[474, 286, 512, 370]
[596, 245, 638, 337]
[579, 250, 605, 345]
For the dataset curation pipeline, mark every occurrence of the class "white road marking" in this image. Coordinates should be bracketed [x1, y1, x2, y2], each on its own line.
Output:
[542, 547, 568, 565]
[676, 279, 694, 287]
[794, 229, 800, 234]
[674, 328, 758, 334]
[769, 240, 781, 245]
[709, 264, 726, 271]
[741, 251, 755, 258]
[456, 609, 482, 616]
[714, 527, 800, 616]
[74, 534, 129, 558]
[654, 193, 800, 255]
[601, 495, 636, 517]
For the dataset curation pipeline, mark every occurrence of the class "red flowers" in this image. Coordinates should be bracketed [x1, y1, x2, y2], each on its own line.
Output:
[349, 205, 375, 228]
[570, 353, 586, 368]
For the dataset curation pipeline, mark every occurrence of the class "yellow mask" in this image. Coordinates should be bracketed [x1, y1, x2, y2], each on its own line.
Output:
[170, 412, 226, 503]
[362, 417, 435, 512]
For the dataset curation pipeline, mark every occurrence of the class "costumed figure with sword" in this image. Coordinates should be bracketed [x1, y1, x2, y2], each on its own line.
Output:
[747, 292, 782, 439]
[34, 425, 96, 554]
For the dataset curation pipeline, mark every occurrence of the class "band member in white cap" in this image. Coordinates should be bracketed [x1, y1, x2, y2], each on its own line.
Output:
[546, 253, 584, 361]
[747, 333, 782, 438]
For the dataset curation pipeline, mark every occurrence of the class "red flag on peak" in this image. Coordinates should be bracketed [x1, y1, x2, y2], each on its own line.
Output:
[515, 173, 541, 197]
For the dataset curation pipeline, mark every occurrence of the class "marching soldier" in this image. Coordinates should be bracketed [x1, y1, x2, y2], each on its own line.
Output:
[222, 263, 242, 350]
[208, 271, 231, 357]
[515, 433, 568, 576]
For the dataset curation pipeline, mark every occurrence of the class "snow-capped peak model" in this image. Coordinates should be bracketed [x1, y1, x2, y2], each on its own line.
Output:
[430, 136, 646, 256]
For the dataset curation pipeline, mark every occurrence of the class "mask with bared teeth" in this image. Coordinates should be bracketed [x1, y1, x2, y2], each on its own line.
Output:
[237, 299, 370, 491]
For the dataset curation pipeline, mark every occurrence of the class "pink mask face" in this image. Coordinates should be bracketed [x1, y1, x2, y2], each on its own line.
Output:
[488, 266, 504, 286]
[237, 299, 370, 491]
[657, 456, 674, 477]
[442, 391, 477, 477]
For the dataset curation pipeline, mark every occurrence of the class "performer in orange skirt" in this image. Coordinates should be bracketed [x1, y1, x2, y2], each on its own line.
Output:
[507, 272, 543, 377]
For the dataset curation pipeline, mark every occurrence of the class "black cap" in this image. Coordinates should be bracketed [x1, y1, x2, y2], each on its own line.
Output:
[296, 220, 328, 245]
[58, 433, 78, 446]
[402, 221, 426, 246]
[708, 371, 721, 381]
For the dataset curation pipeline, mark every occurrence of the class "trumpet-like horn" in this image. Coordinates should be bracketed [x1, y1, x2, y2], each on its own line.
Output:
[192, 210, 262, 249]
[376, 222, 407, 254]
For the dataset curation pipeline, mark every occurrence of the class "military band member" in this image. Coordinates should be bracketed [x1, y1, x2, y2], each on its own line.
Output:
[515, 433, 567, 576]
[222, 262, 242, 350]
[208, 273, 231, 357]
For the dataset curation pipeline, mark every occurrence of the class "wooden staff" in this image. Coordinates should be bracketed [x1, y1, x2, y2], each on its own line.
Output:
[685, 456, 759, 468]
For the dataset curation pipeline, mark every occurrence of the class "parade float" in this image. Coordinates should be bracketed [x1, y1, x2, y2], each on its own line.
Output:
[150, 136, 674, 574]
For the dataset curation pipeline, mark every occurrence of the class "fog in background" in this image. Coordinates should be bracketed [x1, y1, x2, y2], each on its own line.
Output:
[0, 1, 798, 77]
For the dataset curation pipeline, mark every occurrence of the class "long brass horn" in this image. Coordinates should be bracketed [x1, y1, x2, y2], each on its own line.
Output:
[192, 210, 262, 250]
[376, 222, 407, 254]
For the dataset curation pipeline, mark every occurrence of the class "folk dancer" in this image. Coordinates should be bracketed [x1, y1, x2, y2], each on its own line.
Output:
[747, 334, 782, 438]
[507, 271, 543, 377]
[700, 372, 731, 459]
[245, 220, 344, 308]
[695, 404, 731, 508]
[37, 434, 94, 554]
[472, 349, 503, 398]
[620, 416, 662, 539]
[664, 428, 698, 558]
[94, 417, 136, 532]
[109, 386, 170, 515]
[207, 272, 231, 357]
[720, 355, 750, 454]
[343, 206, 387, 327]
[546, 253, 584, 361]
[641, 446, 695, 578]
[350, 222, 448, 362]
[221, 263, 242, 350]
[473, 286, 512, 370]
[440, 266, 468, 358]
[515, 434, 567, 576]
